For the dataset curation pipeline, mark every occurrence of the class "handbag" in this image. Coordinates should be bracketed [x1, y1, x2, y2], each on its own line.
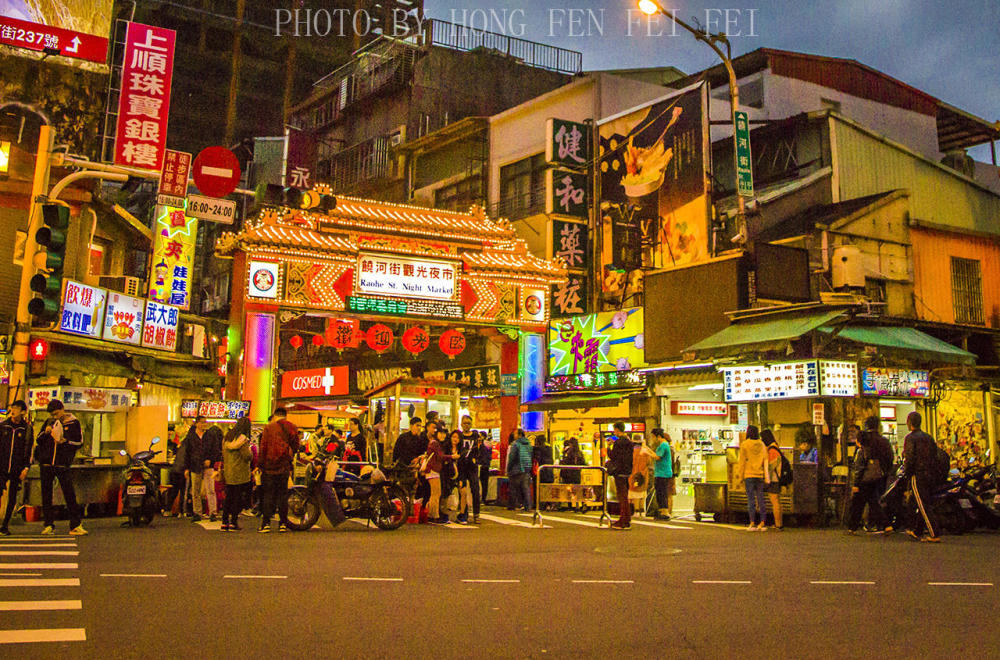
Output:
[418, 452, 432, 474]
[860, 456, 884, 484]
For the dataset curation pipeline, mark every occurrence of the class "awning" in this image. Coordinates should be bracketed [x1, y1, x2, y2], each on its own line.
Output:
[685, 309, 846, 357]
[822, 326, 976, 365]
[520, 392, 631, 412]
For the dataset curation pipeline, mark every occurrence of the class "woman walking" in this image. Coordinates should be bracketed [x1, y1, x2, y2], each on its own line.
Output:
[761, 429, 783, 530]
[221, 417, 253, 532]
[738, 425, 768, 531]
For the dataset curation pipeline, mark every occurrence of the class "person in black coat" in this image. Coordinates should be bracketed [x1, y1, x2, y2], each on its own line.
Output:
[606, 422, 634, 530]
[34, 399, 86, 535]
[182, 416, 221, 522]
[0, 401, 33, 535]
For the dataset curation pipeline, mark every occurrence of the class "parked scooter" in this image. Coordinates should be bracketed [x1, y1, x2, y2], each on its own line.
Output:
[119, 437, 162, 527]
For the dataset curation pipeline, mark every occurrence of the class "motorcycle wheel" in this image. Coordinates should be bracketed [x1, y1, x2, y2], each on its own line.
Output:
[128, 509, 141, 528]
[369, 484, 409, 531]
[141, 496, 157, 526]
[940, 503, 966, 535]
[285, 487, 320, 531]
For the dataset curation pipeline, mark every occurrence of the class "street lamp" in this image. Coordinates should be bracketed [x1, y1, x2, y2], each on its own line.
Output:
[637, 0, 748, 245]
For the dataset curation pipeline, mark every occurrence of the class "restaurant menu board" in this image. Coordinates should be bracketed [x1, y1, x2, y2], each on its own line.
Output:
[722, 361, 819, 402]
[861, 368, 929, 398]
[819, 361, 858, 397]
[180, 400, 250, 420]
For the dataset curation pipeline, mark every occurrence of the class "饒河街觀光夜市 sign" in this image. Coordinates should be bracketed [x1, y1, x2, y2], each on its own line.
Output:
[721, 360, 859, 402]
[355, 253, 458, 301]
[180, 400, 251, 420]
[548, 307, 645, 376]
[861, 368, 930, 398]
[29, 387, 135, 413]
[545, 369, 647, 393]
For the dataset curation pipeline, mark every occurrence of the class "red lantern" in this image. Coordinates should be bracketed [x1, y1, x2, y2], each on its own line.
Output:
[289, 334, 303, 349]
[438, 329, 466, 359]
[311, 334, 324, 347]
[401, 326, 430, 355]
[366, 323, 394, 353]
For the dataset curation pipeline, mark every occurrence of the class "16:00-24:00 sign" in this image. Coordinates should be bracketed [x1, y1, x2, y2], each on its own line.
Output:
[186, 194, 236, 223]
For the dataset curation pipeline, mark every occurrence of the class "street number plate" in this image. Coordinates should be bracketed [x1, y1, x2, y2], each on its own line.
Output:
[126, 485, 145, 496]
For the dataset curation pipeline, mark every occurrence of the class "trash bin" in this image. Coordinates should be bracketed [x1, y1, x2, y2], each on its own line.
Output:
[694, 482, 727, 522]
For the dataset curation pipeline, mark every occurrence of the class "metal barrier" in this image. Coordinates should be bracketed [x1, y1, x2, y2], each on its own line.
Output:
[531, 465, 610, 528]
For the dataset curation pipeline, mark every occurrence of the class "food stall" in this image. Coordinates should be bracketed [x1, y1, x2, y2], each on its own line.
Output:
[366, 377, 461, 462]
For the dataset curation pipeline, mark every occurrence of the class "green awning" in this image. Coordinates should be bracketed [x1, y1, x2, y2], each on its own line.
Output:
[685, 309, 846, 357]
[824, 326, 976, 365]
[520, 392, 630, 412]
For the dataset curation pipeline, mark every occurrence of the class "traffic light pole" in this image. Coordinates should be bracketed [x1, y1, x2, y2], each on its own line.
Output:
[9, 124, 54, 405]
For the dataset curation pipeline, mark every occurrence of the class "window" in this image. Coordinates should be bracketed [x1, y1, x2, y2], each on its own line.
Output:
[435, 176, 482, 212]
[88, 242, 108, 277]
[951, 257, 984, 325]
[864, 277, 887, 303]
[498, 153, 546, 220]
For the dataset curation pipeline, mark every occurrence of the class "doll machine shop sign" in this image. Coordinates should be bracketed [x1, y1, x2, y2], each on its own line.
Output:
[355, 253, 458, 301]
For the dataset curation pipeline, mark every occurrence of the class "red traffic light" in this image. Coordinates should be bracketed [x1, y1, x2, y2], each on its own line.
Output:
[29, 338, 49, 360]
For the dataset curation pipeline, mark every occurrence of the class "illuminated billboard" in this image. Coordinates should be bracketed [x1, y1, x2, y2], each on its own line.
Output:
[548, 307, 645, 376]
[0, 0, 112, 64]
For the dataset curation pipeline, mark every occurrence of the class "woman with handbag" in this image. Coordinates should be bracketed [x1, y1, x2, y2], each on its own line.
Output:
[221, 417, 253, 532]
[846, 424, 889, 534]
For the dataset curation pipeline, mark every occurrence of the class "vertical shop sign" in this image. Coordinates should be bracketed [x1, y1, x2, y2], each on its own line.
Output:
[149, 205, 197, 310]
[551, 274, 588, 318]
[113, 22, 176, 172]
[552, 219, 588, 269]
[734, 111, 754, 197]
[520, 333, 545, 432]
[545, 118, 590, 168]
[546, 169, 588, 218]
[157, 149, 191, 207]
[286, 127, 318, 189]
[141, 301, 180, 351]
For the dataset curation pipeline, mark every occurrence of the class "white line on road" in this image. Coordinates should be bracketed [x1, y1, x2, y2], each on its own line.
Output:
[0, 600, 82, 611]
[927, 582, 994, 587]
[0, 564, 77, 570]
[0, 551, 78, 556]
[0, 537, 76, 542]
[223, 575, 287, 580]
[516, 513, 600, 528]
[810, 581, 876, 585]
[100, 574, 166, 578]
[461, 579, 520, 583]
[691, 580, 751, 584]
[343, 577, 403, 582]
[626, 518, 692, 530]
[0, 544, 77, 548]
[571, 580, 634, 584]
[0, 628, 86, 644]
[0, 573, 41, 576]
[0, 578, 79, 587]
[477, 513, 550, 528]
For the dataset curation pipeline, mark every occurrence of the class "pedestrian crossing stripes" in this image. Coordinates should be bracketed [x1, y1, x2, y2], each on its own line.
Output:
[0, 600, 82, 611]
[0, 543, 78, 548]
[0, 578, 79, 587]
[0, 563, 78, 570]
[0, 628, 86, 644]
[0, 551, 79, 556]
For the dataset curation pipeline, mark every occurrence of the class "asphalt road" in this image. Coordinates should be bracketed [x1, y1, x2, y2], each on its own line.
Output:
[1, 509, 998, 659]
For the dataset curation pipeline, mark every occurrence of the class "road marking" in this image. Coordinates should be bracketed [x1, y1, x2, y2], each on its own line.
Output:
[0, 537, 76, 542]
[0, 578, 79, 587]
[461, 579, 520, 584]
[0, 544, 77, 548]
[223, 575, 287, 580]
[571, 580, 634, 584]
[0, 628, 86, 644]
[927, 582, 994, 587]
[478, 513, 549, 528]
[100, 574, 166, 578]
[516, 513, 599, 528]
[343, 577, 403, 582]
[0, 551, 78, 556]
[691, 580, 751, 584]
[626, 518, 692, 531]
[0, 573, 41, 576]
[810, 581, 876, 585]
[0, 563, 77, 570]
[0, 600, 82, 611]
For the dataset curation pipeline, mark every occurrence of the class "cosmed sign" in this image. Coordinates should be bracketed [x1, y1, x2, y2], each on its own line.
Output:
[355, 253, 458, 301]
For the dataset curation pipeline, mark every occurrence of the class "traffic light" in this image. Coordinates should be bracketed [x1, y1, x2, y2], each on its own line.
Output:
[256, 183, 335, 213]
[27, 201, 69, 323]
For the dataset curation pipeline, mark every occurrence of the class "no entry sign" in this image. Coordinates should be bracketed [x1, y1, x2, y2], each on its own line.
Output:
[192, 146, 241, 199]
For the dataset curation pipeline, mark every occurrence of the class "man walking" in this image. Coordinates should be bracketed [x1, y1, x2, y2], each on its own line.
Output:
[506, 429, 533, 511]
[903, 412, 941, 543]
[459, 415, 482, 520]
[607, 422, 634, 530]
[183, 416, 220, 522]
[34, 399, 87, 535]
[0, 401, 34, 535]
[258, 407, 299, 533]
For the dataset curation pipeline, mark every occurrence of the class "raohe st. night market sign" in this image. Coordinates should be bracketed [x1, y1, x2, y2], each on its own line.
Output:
[355, 252, 458, 301]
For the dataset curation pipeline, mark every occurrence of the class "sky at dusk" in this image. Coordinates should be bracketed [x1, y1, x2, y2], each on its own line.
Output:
[425, 0, 1000, 161]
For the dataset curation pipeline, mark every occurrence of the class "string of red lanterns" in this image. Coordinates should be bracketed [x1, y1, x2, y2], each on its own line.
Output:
[283, 323, 465, 358]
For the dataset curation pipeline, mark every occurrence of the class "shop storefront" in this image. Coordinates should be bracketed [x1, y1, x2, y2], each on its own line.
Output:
[217, 194, 566, 455]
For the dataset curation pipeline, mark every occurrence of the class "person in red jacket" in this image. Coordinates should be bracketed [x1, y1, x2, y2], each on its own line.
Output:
[257, 408, 300, 533]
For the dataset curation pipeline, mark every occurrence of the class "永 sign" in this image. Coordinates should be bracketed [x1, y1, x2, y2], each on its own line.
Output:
[192, 146, 241, 199]
[521, 288, 547, 323]
[156, 149, 191, 207]
[141, 301, 180, 351]
[734, 110, 753, 198]
[103, 292, 145, 346]
[861, 367, 929, 398]
[722, 361, 819, 402]
[186, 194, 236, 225]
[281, 366, 350, 398]
[670, 401, 729, 416]
[59, 280, 107, 339]
[545, 118, 590, 169]
[546, 168, 588, 218]
[149, 205, 197, 309]
[114, 22, 176, 171]
[248, 261, 280, 299]
[355, 253, 458, 301]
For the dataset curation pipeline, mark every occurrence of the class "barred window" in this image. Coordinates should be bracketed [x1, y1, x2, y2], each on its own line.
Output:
[951, 257, 983, 325]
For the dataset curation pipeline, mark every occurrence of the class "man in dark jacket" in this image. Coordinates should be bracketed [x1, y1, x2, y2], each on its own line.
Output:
[846, 417, 892, 534]
[34, 399, 86, 535]
[0, 401, 34, 535]
[257, 407, 300, 533]
[903, 411, 941, 542]
[606, 422, 634, 530]
[183, 416, 220, 522]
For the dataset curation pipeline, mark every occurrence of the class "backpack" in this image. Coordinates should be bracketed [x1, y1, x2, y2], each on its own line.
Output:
[933, 445, 951, 485]
[777, 450, 793, 487]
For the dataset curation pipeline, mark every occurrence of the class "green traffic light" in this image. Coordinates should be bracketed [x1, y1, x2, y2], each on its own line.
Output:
[35, 226, 66, 250]
[27, 296, 59, 320]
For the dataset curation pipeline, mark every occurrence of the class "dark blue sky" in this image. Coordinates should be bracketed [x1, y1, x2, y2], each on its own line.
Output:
[426, 0, 999, 161]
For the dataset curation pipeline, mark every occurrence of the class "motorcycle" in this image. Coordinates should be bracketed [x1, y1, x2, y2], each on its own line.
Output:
[880, 464, 990, 535]
[119, 438, 162, 527]
[285, 452, 409, 531]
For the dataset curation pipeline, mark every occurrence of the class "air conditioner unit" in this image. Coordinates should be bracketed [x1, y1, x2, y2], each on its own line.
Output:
[99, 276, 142, 297]
[389, 124, 406, 147]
